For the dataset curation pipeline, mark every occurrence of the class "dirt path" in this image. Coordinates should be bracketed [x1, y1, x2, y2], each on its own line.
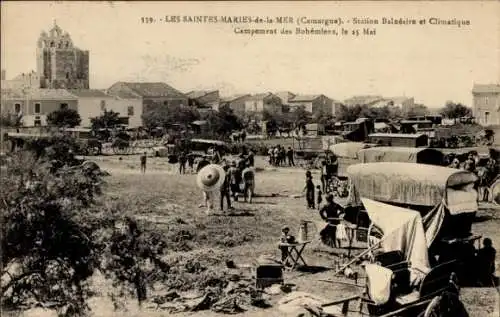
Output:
[77, 156, 500, 316]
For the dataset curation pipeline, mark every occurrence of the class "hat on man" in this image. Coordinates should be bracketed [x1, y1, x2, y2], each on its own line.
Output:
[196, 164, 226, 192]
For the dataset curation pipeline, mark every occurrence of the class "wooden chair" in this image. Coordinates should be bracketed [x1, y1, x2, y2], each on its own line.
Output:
[394, 260, 458, 306]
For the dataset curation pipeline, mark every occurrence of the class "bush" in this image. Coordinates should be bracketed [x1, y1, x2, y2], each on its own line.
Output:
[1, 140, 170, 316]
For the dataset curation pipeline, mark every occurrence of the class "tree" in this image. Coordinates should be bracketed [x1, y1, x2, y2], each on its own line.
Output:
[337, 104, 362, 122]
[141, 103, 200, 129]
[0, 112, 22, 127]
[291, 106, 310, 128]
[90, 110, 122, 130]
[1, 138, 170, 315]
[261, 110, 274, 122]
[405, 104, 430, 118]
[440, 101, 472, 123]
[202, 104, 242, 137]
[47, 108, 81, 128]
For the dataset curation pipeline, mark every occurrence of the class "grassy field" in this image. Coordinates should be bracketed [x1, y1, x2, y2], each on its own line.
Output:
[31, 154, 499, 317]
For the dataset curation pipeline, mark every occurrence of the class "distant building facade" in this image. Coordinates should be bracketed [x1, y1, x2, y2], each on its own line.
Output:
[1, 71, 40, 90]
[344, 95, 384, 107]
[1, 88, 78, 127]
[36, 22, 89, 89]
[187, 90, 220, 110]
[107, 82, 188, 112]
[244, 93, 283, 115]
[70, 89, 143, 128]
[472, 84, 500, 125]
[220, 94, 251, 116]
[288, 94, 336, 116]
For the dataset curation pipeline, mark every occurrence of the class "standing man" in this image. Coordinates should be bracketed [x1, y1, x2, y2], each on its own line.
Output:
[197, 164, 226, 215]
[178, 151, 187, 174]
[241, 162, 256, 203]
[247, 150, 255, 167]
[273, 146, 280, 166]
[140, 152, 147, 174]
[287, 147, 295, 166]
[228, 161, 241, 202]
[220, 163, 233, 211]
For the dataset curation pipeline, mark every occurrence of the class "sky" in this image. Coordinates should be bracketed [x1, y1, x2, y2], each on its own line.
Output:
[1, 1, 499, 108]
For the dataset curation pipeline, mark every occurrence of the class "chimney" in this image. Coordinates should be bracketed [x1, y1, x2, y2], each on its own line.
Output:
[1, 69, 5, 80]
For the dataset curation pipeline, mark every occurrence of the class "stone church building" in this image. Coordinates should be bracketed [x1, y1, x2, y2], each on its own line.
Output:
[36, 21, 89, 89]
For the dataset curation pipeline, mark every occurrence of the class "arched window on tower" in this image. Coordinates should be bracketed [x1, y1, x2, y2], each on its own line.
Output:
[65, 42, 69, 48]
[58, 42, 62, 49]
[50, 41, 55, 47]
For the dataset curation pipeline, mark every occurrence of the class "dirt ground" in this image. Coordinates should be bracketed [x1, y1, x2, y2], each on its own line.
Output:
[35, 154, 500, 317]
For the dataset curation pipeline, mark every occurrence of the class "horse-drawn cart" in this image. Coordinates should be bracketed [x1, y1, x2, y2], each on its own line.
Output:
[320, 163, 478, 316]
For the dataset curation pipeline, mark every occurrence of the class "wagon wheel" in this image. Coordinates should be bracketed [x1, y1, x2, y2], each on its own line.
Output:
[420, 295, 441, 317]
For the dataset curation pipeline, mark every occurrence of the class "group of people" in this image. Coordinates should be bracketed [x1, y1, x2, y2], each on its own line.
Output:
[447, 148, 499, 201]
[301, 152, 340, 210]
[268, 146, 294, 167]
[200, 150, 256, 215]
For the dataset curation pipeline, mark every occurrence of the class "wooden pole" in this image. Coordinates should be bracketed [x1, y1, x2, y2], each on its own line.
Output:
[332, 238, 383, 276]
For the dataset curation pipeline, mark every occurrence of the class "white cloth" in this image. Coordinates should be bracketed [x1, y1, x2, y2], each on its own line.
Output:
[203, 191, 214, 214]
[336, 223, 349, 241]
[365, 264, 393, 305]
[361, 198, 431, 275]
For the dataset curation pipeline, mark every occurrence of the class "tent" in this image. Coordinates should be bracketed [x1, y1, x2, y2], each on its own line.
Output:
[358, 147, 444, 165]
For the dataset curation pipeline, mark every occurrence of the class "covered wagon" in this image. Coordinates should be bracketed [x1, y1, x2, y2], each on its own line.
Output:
[357, 147, 444, 166]
[346, 162, 478, 238]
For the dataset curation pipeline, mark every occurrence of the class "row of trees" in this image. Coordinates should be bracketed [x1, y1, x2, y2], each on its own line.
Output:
[1, 100, 473, 133]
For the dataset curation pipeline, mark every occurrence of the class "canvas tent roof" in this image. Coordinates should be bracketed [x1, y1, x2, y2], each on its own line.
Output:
[329, 142, 373, 159]
[346, 162, 478, 207]
[358, 147, 444, 165]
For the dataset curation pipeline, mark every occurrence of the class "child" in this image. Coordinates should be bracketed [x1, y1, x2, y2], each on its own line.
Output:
[279, 226, 296, 265]
[316, 185, 323, 210]
[303, 171, 315, 209]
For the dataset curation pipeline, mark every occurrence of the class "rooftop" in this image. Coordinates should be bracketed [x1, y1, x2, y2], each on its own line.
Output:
[1, 88, 77, 100]
[344, 95, 384, 106]
[246, 92, 276, 101]
[472, 84, 500, 94]
[369, 133, 426, 139]
[220, 94, 251, 102]
[289, 94, 323, 102]
[275, 91, 296, 103]
[68, 89, 112, 98]
[118, 82, 187, 98]
[186, 90, 218, 99]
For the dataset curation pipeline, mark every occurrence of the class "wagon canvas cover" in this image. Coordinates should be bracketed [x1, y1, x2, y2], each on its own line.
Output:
[361, 198, 436, 275]
[357, 147, 444, 165]
[329, 142, 373, 159]
[347, 163, 478, 215]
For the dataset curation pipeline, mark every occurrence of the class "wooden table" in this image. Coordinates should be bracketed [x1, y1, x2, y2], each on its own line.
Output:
[279, 241, 310, 270]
